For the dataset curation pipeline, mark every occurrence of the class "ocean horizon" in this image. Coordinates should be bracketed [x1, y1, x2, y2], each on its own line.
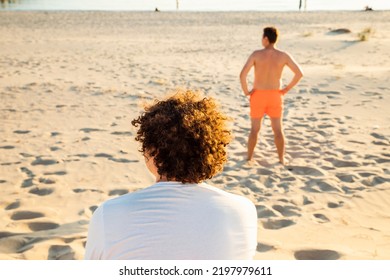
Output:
[1, 0, 389, 12]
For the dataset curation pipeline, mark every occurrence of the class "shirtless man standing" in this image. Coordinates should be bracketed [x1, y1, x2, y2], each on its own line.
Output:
[240, 26, 303, 164]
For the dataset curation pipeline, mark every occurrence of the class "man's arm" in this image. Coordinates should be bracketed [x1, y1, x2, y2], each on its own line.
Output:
[280, 53, 303, 95]
[240, 53, 255, 96]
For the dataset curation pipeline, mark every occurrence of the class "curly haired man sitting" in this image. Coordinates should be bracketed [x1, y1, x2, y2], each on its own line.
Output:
[85, 89, 257, 260]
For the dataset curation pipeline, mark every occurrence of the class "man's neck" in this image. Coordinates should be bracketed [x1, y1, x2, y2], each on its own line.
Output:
[264, 44, 275, 50]
[156, 175, 171, 182]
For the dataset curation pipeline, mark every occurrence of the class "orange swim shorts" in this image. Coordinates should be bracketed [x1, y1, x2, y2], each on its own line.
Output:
[249, 89, 283, 118]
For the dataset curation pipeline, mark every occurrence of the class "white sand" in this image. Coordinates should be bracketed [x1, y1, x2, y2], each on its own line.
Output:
[0, 11, 389, 260]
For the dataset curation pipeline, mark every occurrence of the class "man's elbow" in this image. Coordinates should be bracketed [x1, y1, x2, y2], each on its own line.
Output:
[297, 70, 304, 80]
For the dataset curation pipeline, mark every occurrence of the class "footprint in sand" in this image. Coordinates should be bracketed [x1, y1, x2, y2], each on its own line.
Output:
[246, 179, 267, 192]
[28, 222, 60, 232]
[310, 88, 341, 96]
[347, 140, 365, 145]
[11, 211, 45, 220]
[94, 153, 138, 163]
[89, 205, 98, 213]
[342, 185, 365, 194]
[43, 171, 67, 176]
[372, 140, 389, 146]
[3, 161, 23, 166]
[288, 135, 306, 142]
[317, 124, 335, 129]
[13, 130, 31, 134]
[327, 201, 344, 208]
[109, 158, 139, 163]
[38, 177, 56, 184]
[335, 148, 355, 155]
[0, 145, 15, 149]
[303, 196, 314, 205]
[79, 128, 105, 133]
[72, 188, 103, 194]
[361, 176, 389, 187]
[21, 178, 34, 188]
[294, 249, 341, 260]
[20, 153, 34, 158]
[313, 130, 332, 137]
[5, 201, 21, 210]
[293, 122, 311, 128]
[0, 234, 34, 254]
[304, 180, 343, 193]
[20, 167, 35, 188]
[72, 154, 89, 158]
[287, 166, 325, 177]
[257, 242, 275, 253]
[280, 176, 296, 182]
[31, 157, 59, 166]
[256, 205, 279, 218]
[371, 133, 387, 140]
[262, 219, 296, 230]
[338, 128, 349, 135]
[20, 167, 35, 177]
[374, 157, 390, 164]
[48, 245, 75, 260]
[94, 153, 112, 158]
[272, 205, 301, 217]
[313, 213, 330, 223]
[29, 187, 54, 196]
[336, 173, 358, 183]
[108, 189, 129, 196]
[111, 131, 133, 136]
[324, 158, 360, 168]
[51, 132, 61, 137]
[257, 168, 274, 175]
[358, 172, 378, 177]
[362, 91, 381, 97]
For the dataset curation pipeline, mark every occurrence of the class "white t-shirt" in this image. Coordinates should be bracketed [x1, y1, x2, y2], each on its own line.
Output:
[84, 181, 257, 260]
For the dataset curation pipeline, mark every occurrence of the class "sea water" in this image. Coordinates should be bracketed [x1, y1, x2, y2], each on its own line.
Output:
[1, 0, 389, 12]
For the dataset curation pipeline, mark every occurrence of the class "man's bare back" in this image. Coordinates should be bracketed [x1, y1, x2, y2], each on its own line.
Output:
[239, 26, 303, 164]
[240, 47, 302, 95]
[252, 48, 288, 90]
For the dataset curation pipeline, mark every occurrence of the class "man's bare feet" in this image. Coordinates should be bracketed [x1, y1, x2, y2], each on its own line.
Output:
[279, 157, 291, 166]
[246, 157, 256, 166]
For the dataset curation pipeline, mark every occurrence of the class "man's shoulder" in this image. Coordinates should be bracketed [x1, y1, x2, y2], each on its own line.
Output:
[253, 48, 289, 56]
[201, 183, 256, 208]
[273, 48, 289, 56]
[252, 49, 265, 55]
[250, 49, 266, 60]
[276, 49, 293, 59]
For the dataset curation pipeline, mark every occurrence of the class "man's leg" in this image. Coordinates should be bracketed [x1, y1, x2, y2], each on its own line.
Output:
[270, 117, 285, 164]
[247, 118, 262, 161]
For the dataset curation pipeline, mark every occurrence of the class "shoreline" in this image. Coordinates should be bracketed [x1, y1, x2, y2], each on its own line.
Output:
[1, 9, 389, 13]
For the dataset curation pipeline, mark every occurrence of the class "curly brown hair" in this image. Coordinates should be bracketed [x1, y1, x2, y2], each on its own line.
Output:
[131, 89, 231, 184]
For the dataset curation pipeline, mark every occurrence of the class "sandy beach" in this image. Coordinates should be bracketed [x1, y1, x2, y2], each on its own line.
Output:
[0, 11, 389, 260]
